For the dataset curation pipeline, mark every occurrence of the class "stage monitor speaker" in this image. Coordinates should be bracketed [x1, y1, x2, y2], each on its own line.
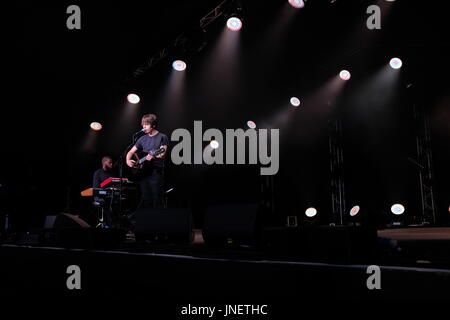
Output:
[42, 213, 124, 249]
[134, 208, 193, 243]
[45, 213, 91, 229]
[44, 215, 57, 229]
[202, 203, 267, 247]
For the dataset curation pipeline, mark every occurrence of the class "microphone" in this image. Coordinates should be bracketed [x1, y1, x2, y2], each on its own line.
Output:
[133, 129, 146, 136]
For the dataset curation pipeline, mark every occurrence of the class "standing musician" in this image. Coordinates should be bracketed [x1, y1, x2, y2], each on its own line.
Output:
[126, 114, 169, 209]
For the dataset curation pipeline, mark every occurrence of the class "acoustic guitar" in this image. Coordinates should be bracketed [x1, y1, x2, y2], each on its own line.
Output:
[131, 147, 165, 176]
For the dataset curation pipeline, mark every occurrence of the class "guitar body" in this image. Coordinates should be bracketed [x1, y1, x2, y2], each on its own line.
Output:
[130, 147, 165, 179]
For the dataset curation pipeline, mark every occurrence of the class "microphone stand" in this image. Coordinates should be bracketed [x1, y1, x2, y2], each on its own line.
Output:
[115, 131, 143, 229]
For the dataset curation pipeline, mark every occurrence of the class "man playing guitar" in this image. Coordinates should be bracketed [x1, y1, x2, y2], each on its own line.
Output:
[126, 114, 169, 209]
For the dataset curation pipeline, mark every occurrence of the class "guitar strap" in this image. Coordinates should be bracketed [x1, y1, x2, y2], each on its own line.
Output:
[144, 133, 163, 153]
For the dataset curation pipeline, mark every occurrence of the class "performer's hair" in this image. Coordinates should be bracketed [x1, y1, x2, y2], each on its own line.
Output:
[141, 114, 158, 128]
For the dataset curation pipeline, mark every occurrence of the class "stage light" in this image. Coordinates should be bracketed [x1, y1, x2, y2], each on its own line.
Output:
[210, 140, 219, 149]
[305, 207, 317, 218]
[339, 70, 351, 81]
[389, 57, 402, 69]
[247, 120, 256, 129]
[391, 203, 405, 215]
[288, 0, 305, 9]
[350, 205, 360, 217]
[227, 17, 242, 31]
[90, 122, 102, 131]
[290, 97, 301, 107]
[172, 60, 187, 71]
[127, 93, 140, 104]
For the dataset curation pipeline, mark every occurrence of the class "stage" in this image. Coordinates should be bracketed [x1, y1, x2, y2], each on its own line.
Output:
[1, 226, 450, 309]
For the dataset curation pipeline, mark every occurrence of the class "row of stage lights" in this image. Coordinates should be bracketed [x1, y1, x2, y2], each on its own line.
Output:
[284, 203, 406, 227]
[124, 58, 402, 104]
[121, 58, 401, 106]
[303, 203, 405, 218]
[289, 0, 397, 10]
[89, 56, 402, 133]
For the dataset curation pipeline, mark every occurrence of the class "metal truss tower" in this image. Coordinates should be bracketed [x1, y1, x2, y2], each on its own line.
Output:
[329, 119, 346, 225]
[413, 103, 437, 224]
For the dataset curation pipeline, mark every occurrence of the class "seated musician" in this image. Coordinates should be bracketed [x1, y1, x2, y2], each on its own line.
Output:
[92, 156, 116, 227]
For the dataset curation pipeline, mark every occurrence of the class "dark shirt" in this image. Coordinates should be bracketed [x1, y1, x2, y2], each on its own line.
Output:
[134, 132, 169, 168]
[93, 168, 115, 188]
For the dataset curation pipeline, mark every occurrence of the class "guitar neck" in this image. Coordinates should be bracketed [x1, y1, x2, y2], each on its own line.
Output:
[138, 156, 147, 164]
[137, 148, 164, 164]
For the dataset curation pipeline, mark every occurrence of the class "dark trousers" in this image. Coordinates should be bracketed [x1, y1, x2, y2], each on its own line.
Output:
[138, 167, 164, 209]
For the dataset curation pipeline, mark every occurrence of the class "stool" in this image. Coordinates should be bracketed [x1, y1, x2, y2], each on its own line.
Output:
[93, 200, 106, 228]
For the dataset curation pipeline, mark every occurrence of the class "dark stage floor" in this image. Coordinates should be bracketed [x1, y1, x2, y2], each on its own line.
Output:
[1, 225, 450, 311]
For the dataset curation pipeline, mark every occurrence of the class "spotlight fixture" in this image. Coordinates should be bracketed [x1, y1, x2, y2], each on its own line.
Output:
[288, 0, 305, 9]
[247, 120, 256, 129]
[172, 60, 187, 71]
[350, 205, 360, 217]
[290, 97, 301, 107]
[389, 57, 402, 69]
[305, 207, 317, 218]
[391, 203, 405, 215]
[127, 93, 140, 104]
[90, 122, 102, 131]
[339, 70, 351, 81]
[210, 140, 219, 149]
[226, 17, 242, 31]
